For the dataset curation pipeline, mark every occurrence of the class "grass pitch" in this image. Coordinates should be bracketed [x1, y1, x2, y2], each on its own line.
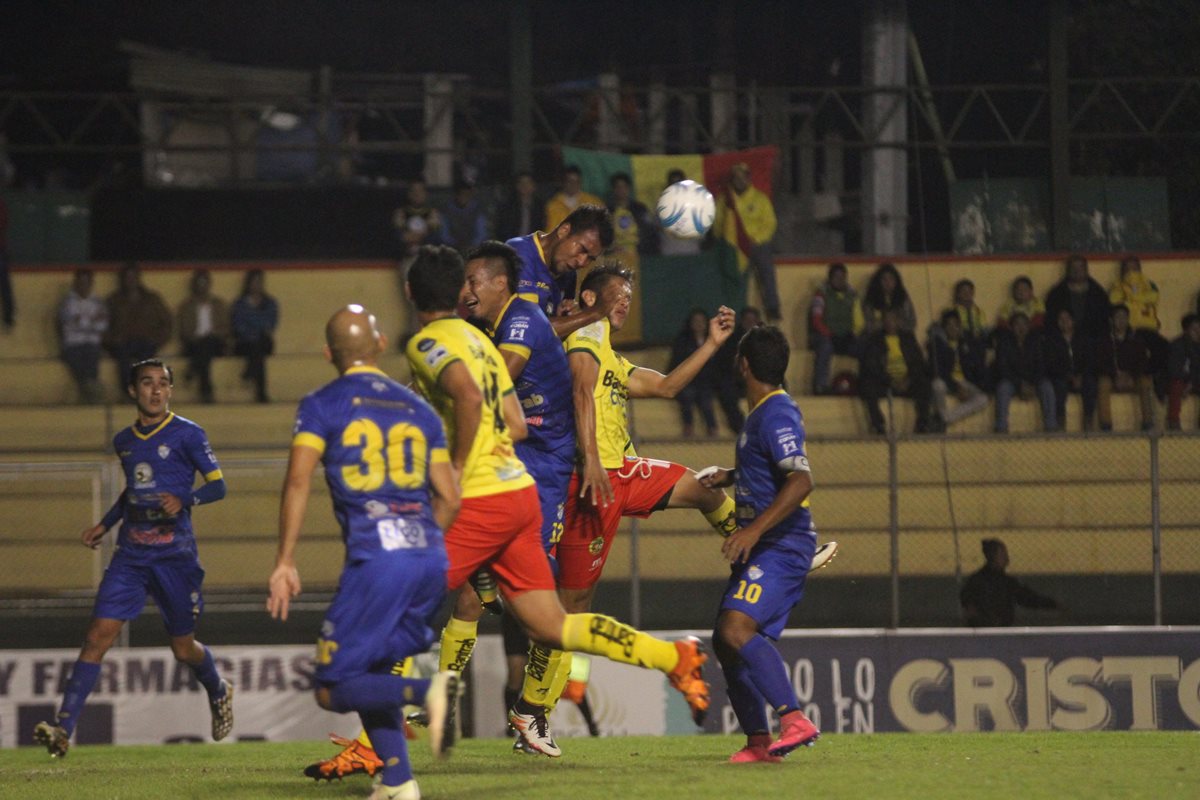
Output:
[3, 732, 1198, 800]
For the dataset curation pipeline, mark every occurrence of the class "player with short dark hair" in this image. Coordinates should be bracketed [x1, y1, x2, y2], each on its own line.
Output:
[699, 326, 824, 763]
[269, 305, 462, 800]
[34, 358, 232, 758]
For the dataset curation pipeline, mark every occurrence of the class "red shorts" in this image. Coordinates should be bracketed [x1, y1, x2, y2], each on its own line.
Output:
[444, 485, 554, 597]
[556, 457, 687, 590]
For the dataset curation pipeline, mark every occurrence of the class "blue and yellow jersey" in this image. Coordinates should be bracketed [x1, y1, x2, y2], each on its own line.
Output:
[489, 294, 575, 458]
[292, 367, 449, 562]
[406, 317, 534, 498]
[112, 412, 222, 561]
[735, 390, 814, 542]
[565, 318, 638, 470]
[508, 233, 576, 319]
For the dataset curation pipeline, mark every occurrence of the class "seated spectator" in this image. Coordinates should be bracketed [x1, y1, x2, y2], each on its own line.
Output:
[1043, 308, 1099, 431]
[1044, 254, 1111, 342]
[928, 309, 990, 430]
[440, 176, 489, 253]
[1098, 304, 1155, 431]
[231, 269, 279, 403]
[710, 306, 760, 434]
[809, 262, 863, 395]
[494, 171, 545, 241]
[1109, 254, 1169, 397]
[103, 263, 172, 395]
[545, 165, 604, 231]
[177, 269, 229, 404]
[1167, 313, 1200, 430]
[861, 262, 917, 336]
[58, 268, 108, 404]
[992, 311, 1056, 433]
[996, 275, 1045, 330]
[607, 172, 657, 266]
[859, 308, 932, 434]
[392, 179, 443, 259]
[950, 278, 988, 344]
[669, 308, 719, 437]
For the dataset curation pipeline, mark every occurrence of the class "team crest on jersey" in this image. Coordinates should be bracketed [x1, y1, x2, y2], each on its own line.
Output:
[747, 565, 764, 581]
[588, 536, 605, 555]
[133, 462, 154, 487]
[416, 338, 436, 352]
[157, 444, 170, 459]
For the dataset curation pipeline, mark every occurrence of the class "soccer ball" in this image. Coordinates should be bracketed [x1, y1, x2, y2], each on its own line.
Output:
[656, 180, 716, 239]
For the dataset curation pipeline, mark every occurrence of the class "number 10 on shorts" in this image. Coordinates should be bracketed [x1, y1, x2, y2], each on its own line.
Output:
[733, 580, 762, 604]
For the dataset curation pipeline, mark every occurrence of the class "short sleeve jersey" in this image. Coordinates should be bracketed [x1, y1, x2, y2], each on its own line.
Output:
[508, 233, 576, 318]
[735, 390, 814, 543]
[565, 318, 638, 469]
[292, 366, 449, 562]
[490, 294, 574, 456]
[406, 317, 534, 498]
[112, 412, 222, 562]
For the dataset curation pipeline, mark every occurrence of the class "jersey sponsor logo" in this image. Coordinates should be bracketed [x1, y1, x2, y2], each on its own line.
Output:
[128, 526, 174, 546]
[157, 445, 170, 459]
[520, 393, 545, 409]
[423, 344, 450, 368]
[377, 518, 428, 551]
[747, 565, 765, 581]
[416, 338, 436, 353]
[601, 369, 629, 404]
[133, 462, 155, 488]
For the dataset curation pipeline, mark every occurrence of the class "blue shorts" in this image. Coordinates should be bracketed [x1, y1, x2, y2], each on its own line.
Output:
[315, 551, 448, 685]
[720, 533, 816, 640]
[516, 443, 573, 554]
[92, 552, 206, 637]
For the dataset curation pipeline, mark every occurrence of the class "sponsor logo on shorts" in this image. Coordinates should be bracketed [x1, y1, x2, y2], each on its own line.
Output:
[588, 536, 605, 555]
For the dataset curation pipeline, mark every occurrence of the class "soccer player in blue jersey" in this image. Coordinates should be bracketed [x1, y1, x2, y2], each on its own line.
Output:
[507, 203, 617, 338]
[698, 326, 823, 763]
[269, 305, 462, 800]
[34, 359, 232, 757]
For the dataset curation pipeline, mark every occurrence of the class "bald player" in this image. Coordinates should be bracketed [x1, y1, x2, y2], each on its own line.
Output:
[269, 305, 463, 800]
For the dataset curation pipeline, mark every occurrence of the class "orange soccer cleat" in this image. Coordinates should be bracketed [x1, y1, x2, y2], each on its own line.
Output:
[667, 636, 710, 725]
[303, 733, 384, 781]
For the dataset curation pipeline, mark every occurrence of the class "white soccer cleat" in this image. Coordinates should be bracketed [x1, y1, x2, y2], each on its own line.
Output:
[507, 707, 562, 758]
[369, 778, 421, 800]
[424, 671, 460, 760]
[210, 679, 234, 741]
[810, 541, 839, 572]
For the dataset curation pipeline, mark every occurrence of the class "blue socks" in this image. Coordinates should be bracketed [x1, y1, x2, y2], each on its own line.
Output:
[327, 673, 432, 714]
[723, 659, 769, 735]
[362, 708, 413, 787]
[190, 646, 225, 700]
[57, 660, 101, 736]
[738, 635, 800, 717]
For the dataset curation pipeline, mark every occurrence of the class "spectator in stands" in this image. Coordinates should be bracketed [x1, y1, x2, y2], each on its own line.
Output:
[928, 309, 990, 430]
[103, 263, 172, 396]
[231, 269, 279, 404]
[809, 262, 863, 395]
[996, 275, 1045, 331]
[545, 165, 603, 231]
[0, 192, 12, 331]
[950, 278, 988, 345]
[58, 268, 108, 404]
[177, 269, 229, 404]
[607, 172, 656, 266]
[1098, 304, 1156, 432]
[960, 538, 1058, 627]
[1044, 308, 1099, 432]
[711, 306, 759, 435]
[1109, 254, 1169, 398]
[669, 308, 719, 438]
[658, 169, 702, 258]
[1044, 254, 1111, 341]
[993, 311, 1056, 433]
[1166, 313, 1200, 430]
[859, 308, 932, 435]
[861, 262, 917, 335]
[391, 178, 442, 258]
[494, 171, 544, 241]
[439, 176, 488, 254]
[716, 162, 781, 321]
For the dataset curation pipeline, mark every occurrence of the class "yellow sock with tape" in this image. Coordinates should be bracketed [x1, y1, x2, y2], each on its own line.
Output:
[560, 613, 678, 672]
[439, 616, 477, 673]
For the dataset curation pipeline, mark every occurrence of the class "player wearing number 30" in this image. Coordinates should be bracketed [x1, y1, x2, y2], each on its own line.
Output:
[269, 305, 463, 800]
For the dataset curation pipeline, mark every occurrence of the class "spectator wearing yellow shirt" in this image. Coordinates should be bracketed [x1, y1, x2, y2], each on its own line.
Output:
[715, 162, 780, 321]
[858, 309, 932, 435]
[950, 279, 989, 345]
[1109, 254, 1169, 397]
[996, 276, 1046, 331]
[545, 165, 604, 231]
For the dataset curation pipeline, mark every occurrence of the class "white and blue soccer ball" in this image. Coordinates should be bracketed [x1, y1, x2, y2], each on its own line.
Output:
[656, 179, 716, 239]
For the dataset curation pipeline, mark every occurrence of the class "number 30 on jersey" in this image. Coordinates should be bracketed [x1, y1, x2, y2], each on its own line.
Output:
[340, 418, 429, 491]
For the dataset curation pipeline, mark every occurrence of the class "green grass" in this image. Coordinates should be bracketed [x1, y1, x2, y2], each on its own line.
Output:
[3, 733, 1198, 800]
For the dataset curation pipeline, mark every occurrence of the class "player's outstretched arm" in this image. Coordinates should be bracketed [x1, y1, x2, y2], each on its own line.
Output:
[628, 306, 736, 399]
[269, 443, 320, 621]
[722, 470, 813, 564]
[438, 360, 484, 475]
[569, 350, 613, 507]
[429, 460, 462, 532]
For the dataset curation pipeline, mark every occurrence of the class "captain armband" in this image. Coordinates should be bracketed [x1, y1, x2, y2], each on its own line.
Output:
[776, 455, 811, 473]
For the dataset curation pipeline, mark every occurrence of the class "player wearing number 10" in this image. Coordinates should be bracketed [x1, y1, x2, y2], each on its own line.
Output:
[269, 305, 463, 800]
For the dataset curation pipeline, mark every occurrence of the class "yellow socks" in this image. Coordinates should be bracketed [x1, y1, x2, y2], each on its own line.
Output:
[439, 616, 478, 673]
[704, 494, 738, 538]
[520, 645, 565, 707]
[543, 649, 575, 711]
[560, 613, 678, 672]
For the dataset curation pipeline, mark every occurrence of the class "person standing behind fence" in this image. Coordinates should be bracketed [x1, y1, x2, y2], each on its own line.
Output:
[231, 269, 278, 404]
[58, 268, 108, 404]
[103, 263, 173, 396]
[960, 539, 1057, 627]
[177, 269, 229, 404]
